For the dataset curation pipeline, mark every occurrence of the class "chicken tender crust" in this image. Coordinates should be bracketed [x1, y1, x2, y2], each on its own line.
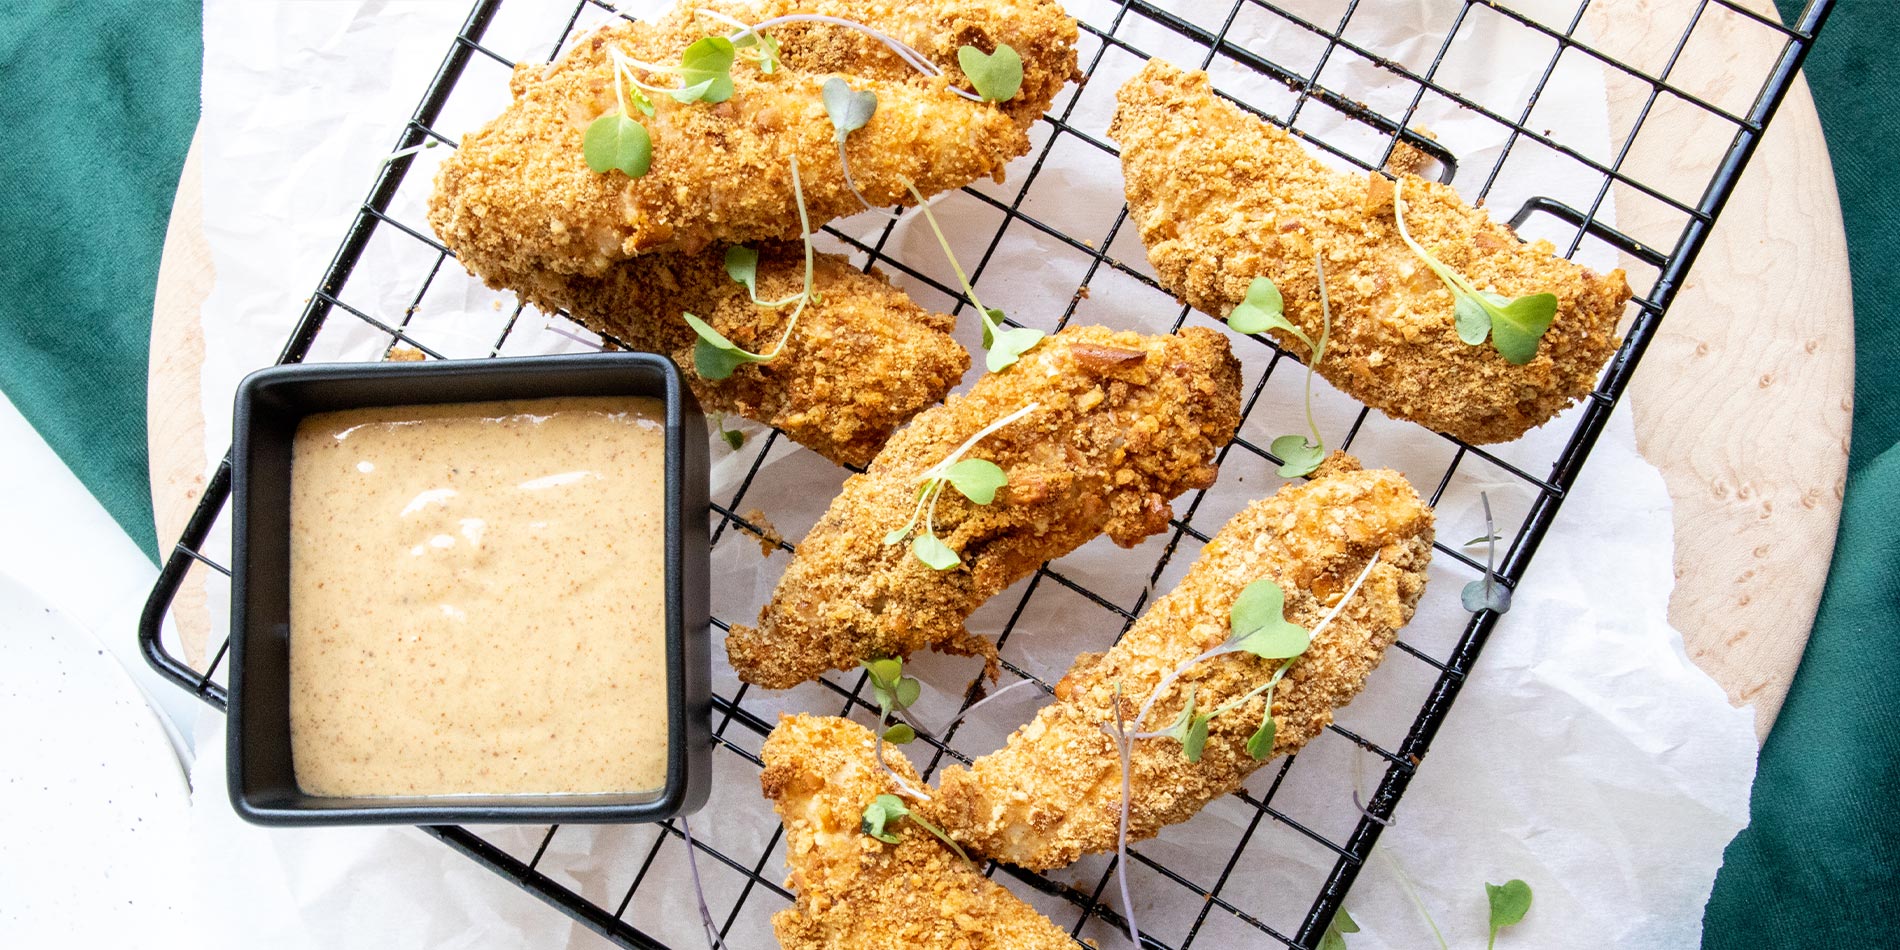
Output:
[501, 242, 968, 468]
[761, 714, 1077, 950]
[429, 0, 1079, 278]
[925, 454, 1433, 870]
[1111, 60, 1630, 444]
[727, 325, 1243, 689]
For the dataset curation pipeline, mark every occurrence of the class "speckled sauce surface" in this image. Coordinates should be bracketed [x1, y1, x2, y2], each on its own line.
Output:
[287, 396, 669, 797]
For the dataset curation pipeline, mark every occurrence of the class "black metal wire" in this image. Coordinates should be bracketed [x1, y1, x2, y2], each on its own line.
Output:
[137, 0, 1835, 947]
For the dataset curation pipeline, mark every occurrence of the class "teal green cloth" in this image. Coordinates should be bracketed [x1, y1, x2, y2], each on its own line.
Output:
[2, 2, 1897, 945]
[0, 0, 201, 561]
[1703, 3, 1900, 946]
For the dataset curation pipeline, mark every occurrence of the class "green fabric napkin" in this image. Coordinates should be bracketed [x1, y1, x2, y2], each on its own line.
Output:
[0, 0, 201, 562]
[1702, 4, 1900, 945]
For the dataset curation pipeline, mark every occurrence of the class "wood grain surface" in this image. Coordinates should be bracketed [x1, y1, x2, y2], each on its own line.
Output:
[146, 0, 1852, 738]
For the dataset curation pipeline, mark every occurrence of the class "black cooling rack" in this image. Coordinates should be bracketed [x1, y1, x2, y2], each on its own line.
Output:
[140, 0, 1834, 947]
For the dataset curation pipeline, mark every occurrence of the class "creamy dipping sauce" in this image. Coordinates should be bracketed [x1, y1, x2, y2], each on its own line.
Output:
[287, 396, 670, 797]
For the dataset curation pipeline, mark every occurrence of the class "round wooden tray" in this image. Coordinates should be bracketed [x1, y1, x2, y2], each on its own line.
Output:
[148, 0, 1851, 739]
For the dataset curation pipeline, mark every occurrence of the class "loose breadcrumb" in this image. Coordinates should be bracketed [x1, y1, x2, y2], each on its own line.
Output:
[726, 325, 1243, 689]
[761, 715, 1076, 950]
[1110, 60, 1631, 444]
[925, 453, 1434, 871]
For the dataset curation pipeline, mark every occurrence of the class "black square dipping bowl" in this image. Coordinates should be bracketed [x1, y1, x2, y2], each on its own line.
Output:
[229, 353, 710, 825]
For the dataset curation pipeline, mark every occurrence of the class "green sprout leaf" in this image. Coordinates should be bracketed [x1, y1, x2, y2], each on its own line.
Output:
[1488, 293, 1558, 365]
[1227, 579, 1311, 659]
[881, 526, 910, 545]
[912, 533, 961, 571]
[1462, 577, 1514, 614]
[714, 414, 746, 450]
[685, 314, 765, 381]
[724, 245, 760, 296]
[822, 77, 878, 142]
[895, 675, 921, 710]
[866, 658, 902, 691]
[1318, 908, 1359, 950]
[1271, 434, 1325, 479]
[1226, 276, 1303, 343]
[942, 458, 1007, 505]
[883, 722, 916, 744]
[1454, 291, 1498, 346]
[1182, 714, 1211, 763]
[582, 113, 652, 178]
[1486, 879, 1533, 949]
[860, 793, 907, 844]
[986, 325, 1045, 373]
[1159, 687, 1199, 745]
[958, 43, 1023, 102]
[1464, 533, 1502, 546]
[675, 36, 736, 103]
[1245, 711, 1277, 761]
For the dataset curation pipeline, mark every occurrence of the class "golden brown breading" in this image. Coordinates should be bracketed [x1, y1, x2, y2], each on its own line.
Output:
[924, 453, 1433, 870]
[1110, 60, 1631, 444]
[727, 325, 1243, 689]
[504, 242, 968, 468]
[429, 0, 1079, 279]
[761, 714, 1077, 950]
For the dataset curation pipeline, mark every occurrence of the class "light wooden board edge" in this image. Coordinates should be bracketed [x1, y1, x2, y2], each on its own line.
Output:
[145, 0, 1854, 740]
[148, 136, 214, 670]
[1597, 0, 1852, 738]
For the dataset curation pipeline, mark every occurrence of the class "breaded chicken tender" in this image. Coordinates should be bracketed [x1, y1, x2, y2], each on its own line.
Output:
[1111, 60, 1631, 444]
[504, 242, 968, 468]
[727, 325, 1243, 689]
[429, 0, 1079, 279]
[924, 454, 1433, 870]
[761, 715, 1077, 950]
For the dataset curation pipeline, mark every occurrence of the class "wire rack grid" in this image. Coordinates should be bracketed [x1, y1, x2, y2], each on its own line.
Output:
[140, 0, 1832, 947]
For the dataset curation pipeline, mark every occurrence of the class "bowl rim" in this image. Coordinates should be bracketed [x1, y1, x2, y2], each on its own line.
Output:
[227, 352, 711, 825]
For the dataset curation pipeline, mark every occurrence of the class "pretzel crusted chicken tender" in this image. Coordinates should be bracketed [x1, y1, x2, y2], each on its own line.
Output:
[1111, 60, 1630, 444]
[500, 242, 968, 468]
[726, 325, 1243, 689]
[924, 454, 1433, 871]
[428, 0, 1079, 278]
[761, 715, 1076, 950]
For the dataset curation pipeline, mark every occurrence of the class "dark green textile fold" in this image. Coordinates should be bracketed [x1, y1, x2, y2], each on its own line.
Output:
[1703, 3, 1900, 946]
[0, 0, 202, 561]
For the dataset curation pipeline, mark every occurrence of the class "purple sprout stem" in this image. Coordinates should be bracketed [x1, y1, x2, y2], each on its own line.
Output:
[933, 677, 1035, 735]
[1111, 683, 1143, 948]
[678, 816, 730, 950]
[729, 15, 985, 102]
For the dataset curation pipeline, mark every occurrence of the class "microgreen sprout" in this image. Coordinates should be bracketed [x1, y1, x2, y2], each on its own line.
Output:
[685, 157, 817, 379]
[714, 413, 746, 450]
[1226, 257, 1331, 477]
[882, 402, 1037, 569]
[1318, 908, 1359, 950]
[1130, 553, 1383, 762]
[823, 77, 891, 214]
[1392, 178, 1557, 365]
[1461, 492, 1512, 615]
[1268, 254, 1334, 478]
[862, 657, 931, 799]
[902, 180, 1045, 372]
[859, 793, 972, 863]
[584, 53, 654, 178]
[1485, 879, 1534, 949]
[957, 43, 1024, 102]
[677, 816, 730, 950]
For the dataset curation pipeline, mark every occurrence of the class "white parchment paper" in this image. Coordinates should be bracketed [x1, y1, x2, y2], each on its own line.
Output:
[186, 1, 1757, 947]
